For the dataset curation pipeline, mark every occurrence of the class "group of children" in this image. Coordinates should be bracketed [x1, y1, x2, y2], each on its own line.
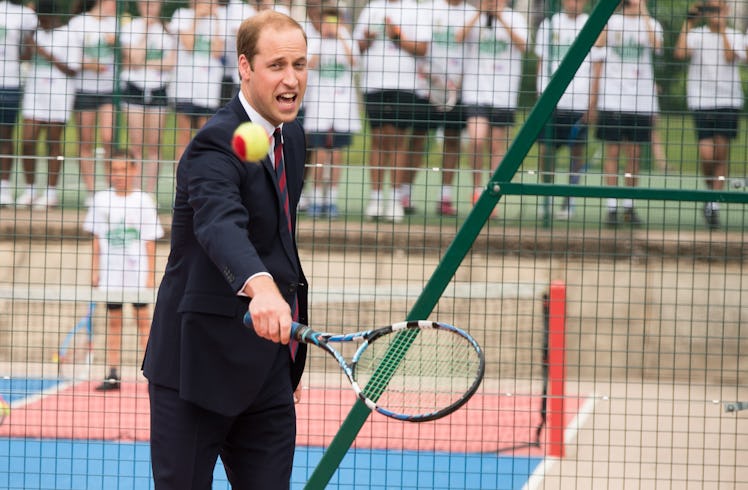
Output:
[306, 0, 740, 230]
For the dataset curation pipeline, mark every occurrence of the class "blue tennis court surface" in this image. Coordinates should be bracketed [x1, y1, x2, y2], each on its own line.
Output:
[0, 377, 544, 489]
[0, 438, 541, 490]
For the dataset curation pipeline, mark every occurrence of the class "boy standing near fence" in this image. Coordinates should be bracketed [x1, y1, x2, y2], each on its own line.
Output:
[83, 150, 164, 391]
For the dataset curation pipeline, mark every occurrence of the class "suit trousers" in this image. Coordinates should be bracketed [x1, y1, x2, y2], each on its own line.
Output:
[149, 347, 296, 490]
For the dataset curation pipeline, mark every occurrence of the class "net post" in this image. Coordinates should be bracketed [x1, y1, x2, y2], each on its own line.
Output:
[546, 280, 566, 458]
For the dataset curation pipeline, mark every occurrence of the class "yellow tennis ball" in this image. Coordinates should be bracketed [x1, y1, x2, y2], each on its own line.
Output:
[232, 122, 270, 163]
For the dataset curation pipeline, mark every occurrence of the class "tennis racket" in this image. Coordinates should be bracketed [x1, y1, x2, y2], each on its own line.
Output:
[53, 302, 95, 379]
[244, 313, 485, 422]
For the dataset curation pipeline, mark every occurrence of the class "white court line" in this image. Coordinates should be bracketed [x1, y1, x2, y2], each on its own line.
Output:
[3, 377, 80, 410]
[522, 393, 599, 490]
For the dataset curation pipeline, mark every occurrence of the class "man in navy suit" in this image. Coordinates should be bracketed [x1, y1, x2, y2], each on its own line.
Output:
[142, 10, 309, 489]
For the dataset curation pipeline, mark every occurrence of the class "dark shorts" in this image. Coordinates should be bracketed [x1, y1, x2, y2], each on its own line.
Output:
[307, 131, 353, 149]
[464, 105, 516, 128]
[122, 82, 169, 108]
[427, 101, 467, 131]
[0, 87, 22, 126]
[106, 303, 148, 310]
[596, 111, 652, 143]
[173, 101, 217, 117]
[693, 108, 739, 141]
[538, 110, 588, 148]
[364, 90, 430, 130]
[74, 91, 114, 111]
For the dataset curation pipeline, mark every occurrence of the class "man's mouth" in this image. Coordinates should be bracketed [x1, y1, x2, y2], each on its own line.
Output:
[277, 93, 297, 105]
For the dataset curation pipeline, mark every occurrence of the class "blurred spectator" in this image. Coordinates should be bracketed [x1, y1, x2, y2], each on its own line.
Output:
[674, 0, 744, 229]
[460, 0, 527, 217]
[120, 0, 176, 195]
[420, 0, 477, 217]
[535, 0, 591, 220]
[0, 0, 37, 206]
[18, 0, 82, 209]
[218, 0, 257, 102]
[303, 10, 361, 219]
[254, 0, 291, 16]
[592, 0, 663, 227]
[69, 0, 118, 206]
[169, 0, 225, 164]
[354, 0, 430, 222]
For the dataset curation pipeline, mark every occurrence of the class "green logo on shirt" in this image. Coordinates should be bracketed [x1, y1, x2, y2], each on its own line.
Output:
[319, 61, 347, 80]
[84, 39, 114, 61]
[613, 40, 645, 62]
[432, 26, 455, 48]
[107, 224, 141, 249]
[194, 35, 211, 55]
[480, 38, 509, 56]
[145, 46, 164, 61]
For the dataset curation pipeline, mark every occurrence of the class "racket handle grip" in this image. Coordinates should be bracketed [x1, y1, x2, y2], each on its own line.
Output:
[242, 311, 306, 342]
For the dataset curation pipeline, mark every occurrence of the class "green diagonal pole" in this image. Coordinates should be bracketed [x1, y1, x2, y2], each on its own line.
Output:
[304, 1, 619, 487]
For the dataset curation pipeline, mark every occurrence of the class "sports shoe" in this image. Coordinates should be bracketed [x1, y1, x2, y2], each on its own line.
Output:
[307, 203, 327, 218]
[95, 376, 121, 392]
[605, 209, 618, 227]
[327, 203, 339, 220]
[365, 197, 384, 220]
[623, 208, 643, 226]
[555, 198, 574, 220]
[15, 186, 37, 207]
[437, 199, 457, 217]
[297, 194, 309, 213]
[0, 185, 13, 206]
[32, 188, 59, 209]
[401, 194, 416, 215]
[384, 194, 404, 223]
[703, 203, 720, 230]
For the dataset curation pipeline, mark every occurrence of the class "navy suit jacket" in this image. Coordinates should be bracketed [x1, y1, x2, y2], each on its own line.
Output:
[143, 95, 308, 417]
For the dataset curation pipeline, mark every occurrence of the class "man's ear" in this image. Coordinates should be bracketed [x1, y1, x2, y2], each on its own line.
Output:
[238, 54, 253, 82]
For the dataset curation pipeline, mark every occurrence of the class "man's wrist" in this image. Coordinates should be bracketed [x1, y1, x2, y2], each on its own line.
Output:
[239, 272, 273, 297]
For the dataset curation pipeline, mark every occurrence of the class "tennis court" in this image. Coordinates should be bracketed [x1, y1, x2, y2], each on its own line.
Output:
[2, 1, 748, 485]
[0, 373, 589, 489]
[2, 204, 746, 488]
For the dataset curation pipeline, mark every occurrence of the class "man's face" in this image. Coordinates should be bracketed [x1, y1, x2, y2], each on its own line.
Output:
[240, 26, 308, 127]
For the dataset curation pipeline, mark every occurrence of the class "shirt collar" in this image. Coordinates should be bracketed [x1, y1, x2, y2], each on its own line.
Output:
[238, 91, 283, 146]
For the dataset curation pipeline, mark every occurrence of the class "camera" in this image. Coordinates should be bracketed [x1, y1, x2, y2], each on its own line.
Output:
[687, 2, 720, 20]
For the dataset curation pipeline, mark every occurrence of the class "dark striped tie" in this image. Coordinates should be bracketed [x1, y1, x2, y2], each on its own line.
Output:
[273, 128, 299, 360]
[274, 128, 292, 234]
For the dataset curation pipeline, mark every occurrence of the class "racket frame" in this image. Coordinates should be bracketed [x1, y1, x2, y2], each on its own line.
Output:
[292, 320, 485, 422]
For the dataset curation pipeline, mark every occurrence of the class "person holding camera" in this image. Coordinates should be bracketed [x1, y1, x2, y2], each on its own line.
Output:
[592, 0, 663, 227]
[674, 0, 744, 229]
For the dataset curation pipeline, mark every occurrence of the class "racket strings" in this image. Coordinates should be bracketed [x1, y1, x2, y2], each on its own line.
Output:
[356, 328, 481, 417]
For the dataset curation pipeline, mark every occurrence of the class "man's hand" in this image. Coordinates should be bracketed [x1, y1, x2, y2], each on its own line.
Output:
[244, 275, 292, 345]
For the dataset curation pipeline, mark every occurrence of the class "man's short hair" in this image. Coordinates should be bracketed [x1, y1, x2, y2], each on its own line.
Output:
[236, 10, 306, 69]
